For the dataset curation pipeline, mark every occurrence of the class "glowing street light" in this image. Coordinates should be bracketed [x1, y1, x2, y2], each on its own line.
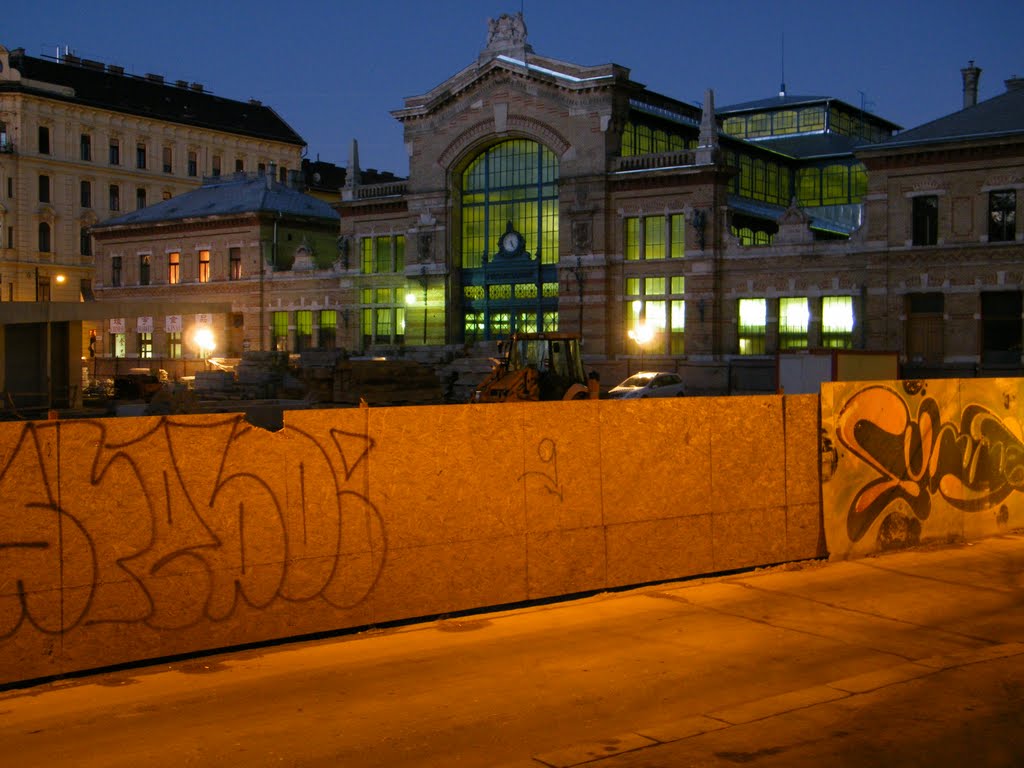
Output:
[194, 327, 216, 359]
[628, 322, 654, 371]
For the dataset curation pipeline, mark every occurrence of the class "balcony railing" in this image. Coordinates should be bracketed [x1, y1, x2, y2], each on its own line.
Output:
[355, 180, 408, 199]
[611, 149, 697, 173]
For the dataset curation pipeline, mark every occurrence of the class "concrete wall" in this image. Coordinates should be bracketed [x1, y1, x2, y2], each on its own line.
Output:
[821, 379, 1024, 559]
[0, 394, 822, 686]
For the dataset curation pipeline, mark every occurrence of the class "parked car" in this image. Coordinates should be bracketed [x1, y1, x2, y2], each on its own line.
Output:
[605, 371, 686, 399]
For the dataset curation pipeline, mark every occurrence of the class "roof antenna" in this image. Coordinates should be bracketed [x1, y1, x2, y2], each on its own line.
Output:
[779, 32, 786, 97]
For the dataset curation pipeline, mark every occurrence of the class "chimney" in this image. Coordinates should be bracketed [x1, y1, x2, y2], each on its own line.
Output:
[961, 60, 981, 109]
[1006, 76, 1024, 92]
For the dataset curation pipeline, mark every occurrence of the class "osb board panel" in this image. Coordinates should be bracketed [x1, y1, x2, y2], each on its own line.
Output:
[709, 396, 788, 516]
[598, 398, 713, 525]
[0, 394, 819, 686]
[821, 378, 1024, 560]
[784, 395, 823, 508]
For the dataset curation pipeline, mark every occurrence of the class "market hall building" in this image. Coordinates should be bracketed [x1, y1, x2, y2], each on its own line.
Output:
[338, 14, 1024, 394]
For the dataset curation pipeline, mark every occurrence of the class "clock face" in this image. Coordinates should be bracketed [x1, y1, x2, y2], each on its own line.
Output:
[501, 232, 520, 253]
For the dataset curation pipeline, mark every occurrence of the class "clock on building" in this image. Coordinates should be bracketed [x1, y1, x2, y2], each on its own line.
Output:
[497, 222, 524, 257]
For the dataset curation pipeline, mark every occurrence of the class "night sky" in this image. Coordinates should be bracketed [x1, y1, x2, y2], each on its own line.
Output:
[5, 0, 1021, 175]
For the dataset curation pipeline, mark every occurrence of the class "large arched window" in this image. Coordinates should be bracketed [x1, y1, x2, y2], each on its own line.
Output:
[459, 139, 559, 341]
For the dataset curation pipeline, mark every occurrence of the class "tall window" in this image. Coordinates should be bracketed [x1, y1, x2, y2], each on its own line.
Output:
[229, 247, 242, 280]
[187, 150, 198, 177]
[138, 333, 153, 359]
[80, 180, 92, 208]
[109, 139, 120, 165]
[271, 311, 289, 351]
[822, 296, 854, 349]
[168, 251, 180, 284]
[38, 222, 51, 253]
[136, 187, 146, 210]
[912, 195, 938, 246]
[139, 254, 151, 286]
[38, 125, 50, 154]
[80, 134, 92, 161]
[136, 142, 147, 169]
[738, 298, 767, 355]
[212, 155, 221, 176]
[989, 190, 1016, 242]
[360, 235, 405, 273]
[296, 310, 313, 352]
[459, 139, 560, 340]
[624, 275, 685, 356]
[235, 158, 244, 172]
[111, 256, 122, 287]
[167, 332, 182, 359]
[198, 250, 210, 283]
[625, 215, 686, 260]
[80, 228, 92, 256]
[109, 184, 120, 211]
[778, 297, 809, 350]
[38, 175, 50, 203]
[360, 288, 406, 347]
[162, 146, 173, 173]
[319, 310, 337, 348]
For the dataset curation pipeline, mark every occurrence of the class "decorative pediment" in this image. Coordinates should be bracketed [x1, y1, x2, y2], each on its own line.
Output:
[773, 199, 813, 245]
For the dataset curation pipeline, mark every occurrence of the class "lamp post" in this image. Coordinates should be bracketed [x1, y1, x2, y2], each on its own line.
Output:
[628, 322, 654, 372]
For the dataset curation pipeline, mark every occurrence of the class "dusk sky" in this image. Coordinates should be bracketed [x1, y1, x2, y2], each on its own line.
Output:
[5, 1, 1022, 176]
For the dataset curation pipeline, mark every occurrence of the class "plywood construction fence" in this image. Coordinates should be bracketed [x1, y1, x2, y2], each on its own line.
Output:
[821, 378, 1024, 559]
[0, 394, 822, 686]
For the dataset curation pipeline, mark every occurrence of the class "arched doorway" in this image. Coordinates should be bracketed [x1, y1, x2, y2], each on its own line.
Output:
[458, 139, 559, 341]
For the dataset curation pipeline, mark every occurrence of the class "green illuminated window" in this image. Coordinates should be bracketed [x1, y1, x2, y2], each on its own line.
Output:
[822, 296, 854, 348]
[774, 111, 797, 135]
[671, 300, 686, 354]
[670, 215, 685, 258]
[296, 310, 313, 352]
[460, 139, 558, 268]
[625, 218, 640, 261]
[624, 274, 686, 357]
[362, 235, 404, 274]
[738, 298, 767, 355]
[851, 164, 867, 202]
[645, 217, 665, 260]
[319, 310, 337, 348]
[723, 116, 746, 137]
[799, 107, 825, 132]
[822, 165, 849, 205]
[271, 311, 289, 351]
[779, 297, 809, 350]
[797, 168, 820, 206]
[748, 113, 770, 138]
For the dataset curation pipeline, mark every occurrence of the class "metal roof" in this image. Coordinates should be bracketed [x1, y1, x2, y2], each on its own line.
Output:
[94, 173, 339, 230]
[873, 83, 1024, 150]
[2, 48, 304, 146]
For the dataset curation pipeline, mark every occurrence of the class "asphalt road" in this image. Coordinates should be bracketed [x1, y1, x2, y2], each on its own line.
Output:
[2, 534, 1023, 768]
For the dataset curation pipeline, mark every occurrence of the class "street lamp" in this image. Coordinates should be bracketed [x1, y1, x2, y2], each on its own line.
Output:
[195, 327, 216, 362]
[628, 322, 654, 372]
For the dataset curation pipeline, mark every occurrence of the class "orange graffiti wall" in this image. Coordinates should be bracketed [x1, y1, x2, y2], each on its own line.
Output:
[0, 395, 821, 686]
[821, 379, 1024, 559]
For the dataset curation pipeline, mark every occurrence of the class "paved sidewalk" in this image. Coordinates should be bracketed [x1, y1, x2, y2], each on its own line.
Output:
[4, 533, 1024, 768]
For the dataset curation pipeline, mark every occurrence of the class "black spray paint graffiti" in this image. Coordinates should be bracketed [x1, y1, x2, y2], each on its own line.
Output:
[518, 438, 563, 501]
[0, 415, 386, 639]
[834, 384, 1024, 543]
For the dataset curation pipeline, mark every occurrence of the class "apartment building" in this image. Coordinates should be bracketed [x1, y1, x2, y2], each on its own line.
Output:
[0, 44, 304, 304]
[89, 171, 341, 378]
